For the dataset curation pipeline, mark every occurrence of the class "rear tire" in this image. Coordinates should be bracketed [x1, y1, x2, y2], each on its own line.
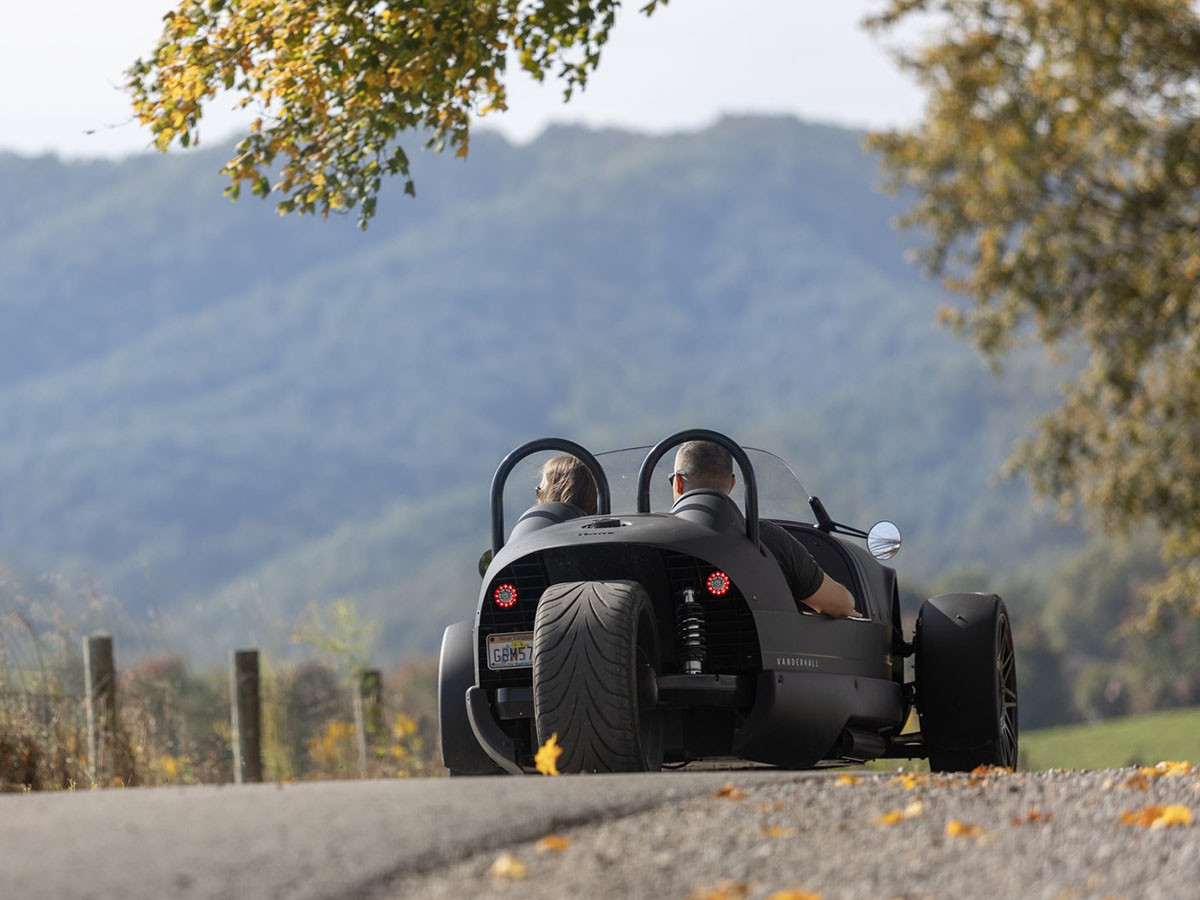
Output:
[532, 581, 664, 773]
[916, 593, 1018, 772]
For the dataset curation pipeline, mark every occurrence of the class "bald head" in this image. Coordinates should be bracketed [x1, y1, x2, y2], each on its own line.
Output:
[673, 441, 735, 494]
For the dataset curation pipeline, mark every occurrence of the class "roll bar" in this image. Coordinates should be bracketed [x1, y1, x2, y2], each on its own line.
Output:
[489, 438, 611, 554]
[634, 428, 759, 548]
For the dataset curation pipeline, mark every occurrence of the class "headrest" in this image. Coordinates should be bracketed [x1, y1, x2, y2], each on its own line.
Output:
[669, 489, 746, 536]
[509, 501, 587, 542]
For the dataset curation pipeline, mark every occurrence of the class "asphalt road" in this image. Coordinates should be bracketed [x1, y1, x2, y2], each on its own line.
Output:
[4, 767, 1198, 899]
[0, 769, 794, 900]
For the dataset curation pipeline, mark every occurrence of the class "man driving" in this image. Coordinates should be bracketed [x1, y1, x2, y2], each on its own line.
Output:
[670, 440, 857, 619]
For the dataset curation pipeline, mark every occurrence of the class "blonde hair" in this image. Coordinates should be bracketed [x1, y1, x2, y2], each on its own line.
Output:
[537, 455, 598, 514]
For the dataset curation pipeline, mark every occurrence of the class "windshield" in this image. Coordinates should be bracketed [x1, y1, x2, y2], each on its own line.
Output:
[594, 446, 818, 526]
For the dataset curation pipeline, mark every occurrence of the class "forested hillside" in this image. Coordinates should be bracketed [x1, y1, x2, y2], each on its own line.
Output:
[0, 116, 1081, 658]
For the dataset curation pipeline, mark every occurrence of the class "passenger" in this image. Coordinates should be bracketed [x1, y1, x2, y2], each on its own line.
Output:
[669, 441, 856, 619]
[478, 455, 599, 577]
[536, 454, 598, 516]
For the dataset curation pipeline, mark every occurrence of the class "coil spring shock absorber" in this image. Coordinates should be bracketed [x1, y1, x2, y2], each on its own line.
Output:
[676, 587, 707, 675]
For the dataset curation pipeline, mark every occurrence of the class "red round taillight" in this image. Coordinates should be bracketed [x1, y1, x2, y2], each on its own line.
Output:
[494, 583, 518, 608]
[706, 571, 731, 596]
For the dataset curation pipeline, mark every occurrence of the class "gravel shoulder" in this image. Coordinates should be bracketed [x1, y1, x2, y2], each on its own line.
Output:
[2, 766, 1196, 900]
[380, 768, 1200, 900]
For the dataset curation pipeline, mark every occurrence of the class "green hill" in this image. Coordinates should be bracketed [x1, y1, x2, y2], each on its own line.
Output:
[1021, 707, 1200, 770]
[0, 116, 1082, 658]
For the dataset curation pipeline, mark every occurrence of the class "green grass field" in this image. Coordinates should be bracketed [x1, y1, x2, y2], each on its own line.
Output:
[1020, 706, 1200, 771]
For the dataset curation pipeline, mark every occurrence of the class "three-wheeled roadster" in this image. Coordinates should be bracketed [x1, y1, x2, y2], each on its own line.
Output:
[439, 429, 1018, 774]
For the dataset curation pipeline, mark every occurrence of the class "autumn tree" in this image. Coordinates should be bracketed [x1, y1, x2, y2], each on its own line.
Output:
[867, 0, 1200, 620]
[128, 0, 661, 227]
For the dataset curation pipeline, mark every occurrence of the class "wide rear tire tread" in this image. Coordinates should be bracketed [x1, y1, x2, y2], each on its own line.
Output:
[533, 580, 662, 773]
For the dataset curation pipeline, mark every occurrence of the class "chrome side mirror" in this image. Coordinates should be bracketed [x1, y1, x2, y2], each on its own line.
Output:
[867, 521, 901, 560]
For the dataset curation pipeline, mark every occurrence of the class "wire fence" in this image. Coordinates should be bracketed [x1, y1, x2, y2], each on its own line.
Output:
[0, 634, 440, 791]
[0, 577, 441, 790]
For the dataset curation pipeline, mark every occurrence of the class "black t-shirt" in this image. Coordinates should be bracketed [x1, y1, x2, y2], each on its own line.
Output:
[759, 519, 823, 601]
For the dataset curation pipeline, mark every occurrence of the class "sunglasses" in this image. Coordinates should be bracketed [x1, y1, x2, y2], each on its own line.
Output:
[667, 471, 687, 488]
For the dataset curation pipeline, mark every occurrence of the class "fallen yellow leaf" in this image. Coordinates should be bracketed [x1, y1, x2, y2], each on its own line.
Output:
[892, 773, 928, 790]
[876, 800, 923, 825]
[536, 834, 572, 853]
[690, 879, 751, 900]
[1143, 761, 1193, 778]
[1123, 806, 1190, 830]
[1125, 773, 1152, 790]
[945, 819, 983, 838]
[767, 891, 821, 900]
[1121, 805, 1192, 828]
[713, 783, 747, 801]
[837, 773, 861, 786]
[756, 800, 785, 813]
[970, 764, 1013, 776]
[760, 825, 796, 839]
[534, 733, 563, 776]
[1151, 806, 1193, 828]
[489, 853, 528, 879]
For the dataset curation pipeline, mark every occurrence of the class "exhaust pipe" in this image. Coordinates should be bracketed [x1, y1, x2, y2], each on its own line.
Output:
[833, 727, 887, 761]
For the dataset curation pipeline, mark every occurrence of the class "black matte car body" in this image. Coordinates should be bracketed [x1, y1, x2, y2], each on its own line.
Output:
[439, 429, 1018, 774]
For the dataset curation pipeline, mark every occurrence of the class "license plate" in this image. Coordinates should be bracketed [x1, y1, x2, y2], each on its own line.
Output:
[487, 632, 535, 670]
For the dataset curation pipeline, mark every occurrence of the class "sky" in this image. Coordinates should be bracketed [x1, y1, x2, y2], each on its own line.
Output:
[0, 0, 927, 160]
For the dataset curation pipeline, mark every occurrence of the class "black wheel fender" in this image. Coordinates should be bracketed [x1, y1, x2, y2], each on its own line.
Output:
[438, 619, 502, 775]
[915, 592, 1018, 769]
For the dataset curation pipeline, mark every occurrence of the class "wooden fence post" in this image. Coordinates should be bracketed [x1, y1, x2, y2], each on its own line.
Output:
[353, 668, 382, 779]
[230, 650, 262, 784]
[83, 634, 117, 786]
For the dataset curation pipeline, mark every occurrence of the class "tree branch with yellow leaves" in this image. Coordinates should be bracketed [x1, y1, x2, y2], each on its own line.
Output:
[129, 0, 657, 227]
[868, 0, 1200, 621]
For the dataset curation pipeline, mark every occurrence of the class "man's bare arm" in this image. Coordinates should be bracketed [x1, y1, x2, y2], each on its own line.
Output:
[803, 572, 856, 618]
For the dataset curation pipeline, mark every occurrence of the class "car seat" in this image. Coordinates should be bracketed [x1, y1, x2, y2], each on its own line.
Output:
[508, 501, 589, 542]
[669, 489, 746, 536]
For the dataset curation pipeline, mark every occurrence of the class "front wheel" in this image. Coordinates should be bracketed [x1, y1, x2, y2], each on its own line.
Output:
[916, 593, 1018, 772]
[532, 581, 664, 773]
